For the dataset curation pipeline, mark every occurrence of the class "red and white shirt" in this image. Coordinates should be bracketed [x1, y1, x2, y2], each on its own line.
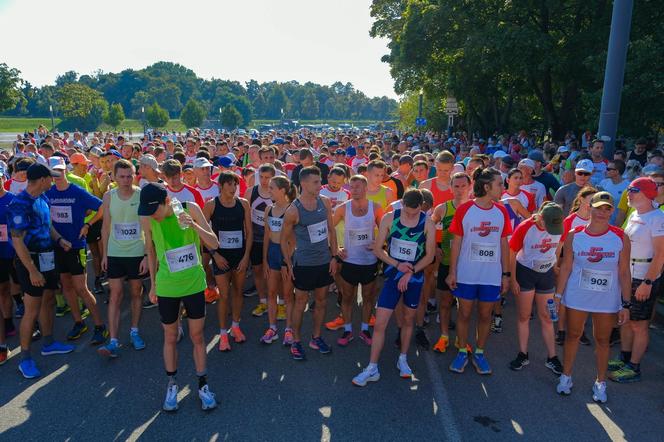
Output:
[509, 217, 561, 273]
[4, 178, 27, 194]
[350, 155, 369, 173]
[320, 185, 350, 209]
[449, 200, 512, 286]
[166, 183, 205, 209]
[502, 189, 536, 213]
[562, 212, 589, 240]
[520, 180, 546, 209]
[196, 182, 220, 202]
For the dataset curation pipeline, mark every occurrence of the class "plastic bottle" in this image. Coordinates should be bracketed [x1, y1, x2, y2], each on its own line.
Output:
[547, 299, 558, 322]
[170, 197, 187, 230]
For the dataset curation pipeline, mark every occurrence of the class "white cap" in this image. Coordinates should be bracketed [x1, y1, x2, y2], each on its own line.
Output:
[557, 145, 570, 153]
[193, 157, 213, 169]
[575, 159, 594, 173]
[139, 154, 161, 173]
[493, 150, 508, 159]
[48, 156, 67, 170]
[518, 158, 536, 170]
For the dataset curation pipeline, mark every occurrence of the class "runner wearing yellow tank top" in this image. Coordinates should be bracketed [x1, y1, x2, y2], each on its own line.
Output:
[366, 160, 395, 211]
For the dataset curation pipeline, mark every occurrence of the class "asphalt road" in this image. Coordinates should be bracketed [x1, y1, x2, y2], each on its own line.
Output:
[1, 270, 664, 442]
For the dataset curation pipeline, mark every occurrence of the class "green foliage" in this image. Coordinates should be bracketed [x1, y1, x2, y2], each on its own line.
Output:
[370, 0, 664, 138]
[105, 103, 125, 129]
[57, 83, 109, 130]
[180, 98, 207, 128]
[146, 102, 169, 128]
[0, 63, 24, 113]
[220, 104, 242, 129]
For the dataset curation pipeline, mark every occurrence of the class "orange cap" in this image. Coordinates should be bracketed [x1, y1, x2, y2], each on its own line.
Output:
[70, 153, 89, 165]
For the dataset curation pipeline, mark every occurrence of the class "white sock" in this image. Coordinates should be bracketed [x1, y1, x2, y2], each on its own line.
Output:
[344, 323, 352, 332]
[367, 362, 378, 372]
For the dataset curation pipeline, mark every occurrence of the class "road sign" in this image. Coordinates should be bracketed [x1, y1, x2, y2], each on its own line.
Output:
[445, 97, 459, 115]
[415, 117, 427, 126]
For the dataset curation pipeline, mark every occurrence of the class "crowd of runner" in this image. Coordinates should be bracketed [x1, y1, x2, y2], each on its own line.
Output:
[0, 127, 662, 411]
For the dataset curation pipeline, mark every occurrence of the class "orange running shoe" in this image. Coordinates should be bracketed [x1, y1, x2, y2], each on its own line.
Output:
[454, 336, 472, 353]
[230, 325, 246, 343]
[218, 333, 231, 352]
[325, 314, 345, 331]
[433, 335, 449, 353]
[368, 314, 376, 327]
[205, 287, 220, 304]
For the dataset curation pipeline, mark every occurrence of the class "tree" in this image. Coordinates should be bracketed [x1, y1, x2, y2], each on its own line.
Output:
[0, 63, 23, 113]
[146, 102, 169, 128]
[265, 85, 289, 119]
[300, 90, 320, 119]
[220, 104, 242, 129]
[105, 103, 125, 129]
[180, 98, 207, 128]
[57, 83, 109, 130]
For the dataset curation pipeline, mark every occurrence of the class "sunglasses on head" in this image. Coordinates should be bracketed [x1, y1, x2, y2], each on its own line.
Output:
[576, 171, 591, 176]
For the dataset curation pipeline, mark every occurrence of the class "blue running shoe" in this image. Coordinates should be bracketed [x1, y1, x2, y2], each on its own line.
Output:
[41, 341, 75, 356]
[290, 341, 306, 360]
[18, 359, 41, 379]
[472, 352, 492, 375]
[198, 385, 218, 410]
[15, 303, 25, 319]
[130, 330, 146, 350]
[98, 340, 120, 358]
[163, 384, 178, 412]
[449, 352, 469, 373]
[309, 336, 331, 354]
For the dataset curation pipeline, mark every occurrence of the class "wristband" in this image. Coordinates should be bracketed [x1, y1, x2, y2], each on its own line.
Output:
[502, 271, 511, 277]
[334, 255, 343, 264]
[554, 293, 562, 299]
[621, 300, 632, 309]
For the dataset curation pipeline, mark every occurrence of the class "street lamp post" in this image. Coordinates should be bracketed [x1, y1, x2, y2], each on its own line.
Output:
[219, 107, 222, 130]
[418, 88, 424, 120]
[49, 104, 54, 132]
[280, 108, 284, 128]
[141, 106, 146, 138]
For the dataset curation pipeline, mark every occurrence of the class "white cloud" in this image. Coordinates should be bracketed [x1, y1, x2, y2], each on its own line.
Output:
[0, 0, 397, 98]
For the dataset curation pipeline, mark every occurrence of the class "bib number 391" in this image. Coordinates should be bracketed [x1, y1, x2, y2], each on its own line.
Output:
[166, 244, 199, 273]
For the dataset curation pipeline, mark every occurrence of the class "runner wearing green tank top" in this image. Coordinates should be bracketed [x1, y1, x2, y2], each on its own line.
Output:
[98, 160, 147, 359]
[431, 172, 471, 353]
[139, 182, 220, 412]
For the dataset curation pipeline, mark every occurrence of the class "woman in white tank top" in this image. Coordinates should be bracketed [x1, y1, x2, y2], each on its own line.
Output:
[554, 191, 631, 403]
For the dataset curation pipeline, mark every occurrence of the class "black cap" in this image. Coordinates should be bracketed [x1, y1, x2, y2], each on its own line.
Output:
[27, 163, 61, 180]
[138, 183, 168, 216]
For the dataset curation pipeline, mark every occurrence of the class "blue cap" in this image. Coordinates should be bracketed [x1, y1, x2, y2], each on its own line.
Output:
[218, 157, 233, 168]
[328, 140, 339, 147]
[273, 138, 285, 145]
[109, 149, 122, 158]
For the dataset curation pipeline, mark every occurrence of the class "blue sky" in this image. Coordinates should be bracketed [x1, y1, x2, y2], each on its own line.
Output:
[0, 0, 397, 98]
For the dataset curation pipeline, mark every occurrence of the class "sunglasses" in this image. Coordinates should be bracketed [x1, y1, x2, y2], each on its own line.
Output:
[606, 167, 617, 171]
[576, 171, 591, 176]
[627, 187, 641, 193]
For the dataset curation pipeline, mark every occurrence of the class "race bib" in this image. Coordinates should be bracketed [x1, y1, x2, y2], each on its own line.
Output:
[39, 251, 55, 272]
[251, 208, 265, 226]
[165, 243, 199, 273]
[471, 243, 498, 262]
[348, 228, 372, 248]
[390, 237, 418, 261]
[219, 230, 243, 249]
[0, 225, 7, 242]
[307, 220, 328, 244]
[580, 268, 613, 292]
[532, 259, 554, 273]
[51, 206, 73, 224]
[268, 217, 283, 232]
[113, 222, 141, 241]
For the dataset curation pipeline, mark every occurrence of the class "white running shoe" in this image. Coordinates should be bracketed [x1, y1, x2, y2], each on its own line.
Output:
[352, 367, 380, 387]
[592, 380, 607, 403]
[556, 374, 573, 395]
[163, 384, 178, 411]
[397, 357, 413, 379]
[199, 384, 218, 410]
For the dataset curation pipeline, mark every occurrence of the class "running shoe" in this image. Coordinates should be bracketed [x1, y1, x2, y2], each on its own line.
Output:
[608, 358, 625, 372]
[309, 336, 331, 354]
[55, 304, 71, 317]
[15, 303, 25, 318]
[427, 301, 437, 313]
[397, 357, 413, 379]
[32, 327, 41, 341]
[205, 287, 220, 304]
[579, 332, 591, 346]
[260, 328, 279, 344]
[433, 335, 449, 353]
[490, 315, 503, 333]
[592, 380, 607, 403]
[94, 277, 104, 295]
[369, 314, 376, 327]
[66, 322, 88, 340]
[218, 333, 231, 351]
[243, 286, 257, 297]
[199, 384, 218, 410]
[545, 356, 563, 375]
[0, 346, 9, 365]
[90, 326, 109, 345]
[325, 315, 345, 331]
[283, 329, 294, 346]
[230, 326, 246, 343]
[80, 307, 90, 320]
[556, 374, 573, 395]
[415, 328, 430, 350]
[609, 328, 621, 346]
[608, 365, 641, 383]
[449, 352, 469, 373]
[18, 359, 40, 379]
[509, 352, 529, 371]
[252, 303, 268, 317]
[142, 299, 158, 309]
[337, 331, 353, 347]
[472, 352, 492, 375]
[41, 341, 74, 356]
[556, 330, 566, 346]
[98, 340, 120, 358]
[163, 384, 178, 412]
[290, 341, 305, 360]
[277, 304, 286, 321]
[359, 330, 372, 346]
[352, 366, 380, 387]
[130, 330, 146, 350]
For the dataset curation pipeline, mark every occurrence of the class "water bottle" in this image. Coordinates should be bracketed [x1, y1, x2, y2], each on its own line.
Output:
[547, 299, 559, 322]
[170, 197, 187, 230]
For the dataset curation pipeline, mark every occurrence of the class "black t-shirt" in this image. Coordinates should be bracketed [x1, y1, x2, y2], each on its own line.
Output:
[627, 150, 647, 167]
[292, 162, 329, 188]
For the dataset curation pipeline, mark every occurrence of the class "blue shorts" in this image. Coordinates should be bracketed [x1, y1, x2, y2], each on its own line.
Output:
[377, 274, 423, 310]
[453, 283, 501, 303]
[267, 241, 285, 271]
